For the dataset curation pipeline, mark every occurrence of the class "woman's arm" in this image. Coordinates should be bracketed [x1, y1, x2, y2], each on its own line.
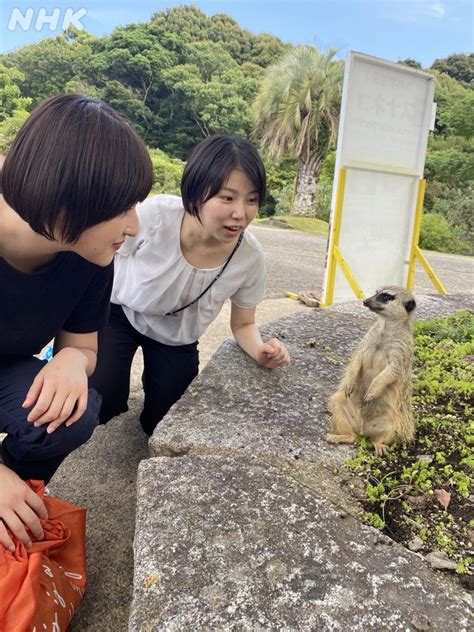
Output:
[23, 331, 98, 433]
[230, 304, 290, 369]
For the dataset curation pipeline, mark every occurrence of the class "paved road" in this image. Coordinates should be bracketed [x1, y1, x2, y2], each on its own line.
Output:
[250, 224, 474, 298]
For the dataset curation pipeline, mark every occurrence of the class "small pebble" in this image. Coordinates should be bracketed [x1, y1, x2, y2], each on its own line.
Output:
[408, 536, 424, 552]
[425, 551, 457, 570]
[417, 454, 433, 464]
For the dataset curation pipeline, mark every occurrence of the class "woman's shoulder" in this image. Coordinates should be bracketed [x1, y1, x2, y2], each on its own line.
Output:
[138, 194, 184, 218]
[118, 195, 183, 256]
[241, 229, 265, 259]
[135, 194, 184, 236]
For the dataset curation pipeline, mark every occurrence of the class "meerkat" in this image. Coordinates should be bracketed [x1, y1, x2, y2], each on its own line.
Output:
[327, 286, 416, 455]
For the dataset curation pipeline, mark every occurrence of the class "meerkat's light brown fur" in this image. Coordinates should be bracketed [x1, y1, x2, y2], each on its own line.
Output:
[327, 286, 416, 455]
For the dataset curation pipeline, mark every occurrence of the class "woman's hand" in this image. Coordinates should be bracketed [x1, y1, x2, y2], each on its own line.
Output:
[231, 305, 291, 370]
[0, 464, 47, 552]
[255, 338, 290, 369]
[23, 347, 89, 434]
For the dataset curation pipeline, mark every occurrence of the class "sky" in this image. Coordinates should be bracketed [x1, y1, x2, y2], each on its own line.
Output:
[0, 0, 472, 67]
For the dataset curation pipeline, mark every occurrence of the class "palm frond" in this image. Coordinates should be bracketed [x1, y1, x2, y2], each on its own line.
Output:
[252, 45, 343, 162]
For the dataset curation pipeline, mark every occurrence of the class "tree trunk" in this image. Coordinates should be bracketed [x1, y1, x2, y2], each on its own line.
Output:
[291, 155, 322, 217]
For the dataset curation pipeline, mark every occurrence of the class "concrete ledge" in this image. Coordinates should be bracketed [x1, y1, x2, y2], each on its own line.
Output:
[132, 294, 473, 630]
[131, 455, 470, 631]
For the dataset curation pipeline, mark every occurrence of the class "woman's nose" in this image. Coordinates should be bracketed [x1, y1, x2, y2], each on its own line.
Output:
[231, 201, 245, 217]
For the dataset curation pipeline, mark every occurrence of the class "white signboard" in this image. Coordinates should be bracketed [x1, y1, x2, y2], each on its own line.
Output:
[322, 52, 436, 303]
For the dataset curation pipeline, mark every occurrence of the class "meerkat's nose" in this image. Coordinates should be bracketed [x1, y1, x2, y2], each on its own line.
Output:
[363, 299, 369, 306]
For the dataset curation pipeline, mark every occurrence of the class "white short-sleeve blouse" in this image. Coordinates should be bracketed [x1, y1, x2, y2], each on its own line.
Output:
[111, 195, 266, 345]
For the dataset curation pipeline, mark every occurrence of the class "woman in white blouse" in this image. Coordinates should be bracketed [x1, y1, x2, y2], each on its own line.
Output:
[90, 135, 290, 435]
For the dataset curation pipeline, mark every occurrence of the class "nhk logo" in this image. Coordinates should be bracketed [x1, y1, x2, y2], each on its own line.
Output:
[8, 7, 87, 31]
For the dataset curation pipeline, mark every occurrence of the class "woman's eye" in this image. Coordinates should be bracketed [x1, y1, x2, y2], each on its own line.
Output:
[221, 196, 233, 202]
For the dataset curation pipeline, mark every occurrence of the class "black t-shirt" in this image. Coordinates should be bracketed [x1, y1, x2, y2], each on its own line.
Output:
[0, 252, 113, 357]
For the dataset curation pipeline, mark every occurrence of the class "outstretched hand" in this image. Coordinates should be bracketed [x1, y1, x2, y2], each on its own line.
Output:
[256, 338, 290, 369]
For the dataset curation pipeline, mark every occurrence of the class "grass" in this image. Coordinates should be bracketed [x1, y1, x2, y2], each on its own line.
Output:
[342, 310, 474, 588]
[254, 214, 329, 237]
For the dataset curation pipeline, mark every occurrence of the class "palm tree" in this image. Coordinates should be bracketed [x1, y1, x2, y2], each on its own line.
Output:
[252, 46, 343, 217]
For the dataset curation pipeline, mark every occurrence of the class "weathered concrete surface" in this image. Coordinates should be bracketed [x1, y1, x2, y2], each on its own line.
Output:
[130, 455, 471, 631]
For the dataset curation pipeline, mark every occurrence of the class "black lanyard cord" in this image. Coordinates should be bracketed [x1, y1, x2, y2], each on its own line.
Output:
[165, 232, 244, 316]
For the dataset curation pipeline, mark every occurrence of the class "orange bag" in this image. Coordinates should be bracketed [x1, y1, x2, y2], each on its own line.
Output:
[0, 480, 87, 632]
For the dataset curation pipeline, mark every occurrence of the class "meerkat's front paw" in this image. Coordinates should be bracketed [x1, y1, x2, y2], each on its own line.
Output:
[372, 442, 390, 456]
[362, 394, 374, 407]
[363, 387, 380, 406]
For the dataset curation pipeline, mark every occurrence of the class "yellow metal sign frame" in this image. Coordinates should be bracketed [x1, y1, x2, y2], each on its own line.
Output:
[320, 168, 446, 307]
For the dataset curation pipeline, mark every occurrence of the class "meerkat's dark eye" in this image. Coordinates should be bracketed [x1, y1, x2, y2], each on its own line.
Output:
[378, 292, 395, 302]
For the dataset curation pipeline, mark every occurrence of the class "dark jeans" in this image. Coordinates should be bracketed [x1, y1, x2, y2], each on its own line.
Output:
[90, 304, 199, 436]
[0, 356, 100, 483]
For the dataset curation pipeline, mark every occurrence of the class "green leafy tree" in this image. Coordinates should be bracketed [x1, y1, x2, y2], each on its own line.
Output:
[438, 90, 474, 140]
[148, 148, 184, 194]
[431, 53, 474, 86]
[207, 13, 252, 63]
[87, 24, 175, 104]
[0, 109, 29, 152]
[151, 5, 210, 44]
[425, 137, 474, 188]
[0, 63, 31, 150]
[398, 58, 423, 69]
[250, 33, 291, 68]
[3, 28, 96, 105]
[252, 45, 342, 216]
[0, 63, 31, 121]
[161, 41, 254, 152]
[431, 71, 472, 136]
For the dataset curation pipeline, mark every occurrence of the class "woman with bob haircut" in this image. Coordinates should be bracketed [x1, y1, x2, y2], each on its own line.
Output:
[91, 134, 290, 436]
[0, 93, 153, 553]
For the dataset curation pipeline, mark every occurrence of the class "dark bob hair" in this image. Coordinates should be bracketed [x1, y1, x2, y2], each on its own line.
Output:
[181, 135, 266, 219]
[1, 93, 153, 242]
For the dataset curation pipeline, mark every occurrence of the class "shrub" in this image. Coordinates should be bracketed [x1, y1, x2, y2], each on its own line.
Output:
[420, 212, 467, 254]
[258, 192, 277, 217]
[273, 182, 294, 215]
[313, 179, 332, 222]
[148, 148, 184, 195]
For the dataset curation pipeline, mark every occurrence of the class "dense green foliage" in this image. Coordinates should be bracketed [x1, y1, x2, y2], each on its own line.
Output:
[345, 311, 474, 585]
[421, 67, 474, 255]
[0, 6, 472, 253]
[1, 8, 289, 157]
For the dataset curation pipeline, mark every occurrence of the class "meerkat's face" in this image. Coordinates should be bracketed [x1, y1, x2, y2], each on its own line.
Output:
[363, 286, 416, 320]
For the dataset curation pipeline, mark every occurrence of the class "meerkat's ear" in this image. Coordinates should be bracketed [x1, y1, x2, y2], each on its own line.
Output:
[404, 300, 416, 313]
